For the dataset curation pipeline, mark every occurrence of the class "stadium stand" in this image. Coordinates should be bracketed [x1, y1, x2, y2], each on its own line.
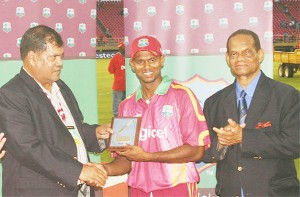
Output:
[96, 0, 299, 52]
[97, 0, 124, 51]
[273, 0, 300, 51]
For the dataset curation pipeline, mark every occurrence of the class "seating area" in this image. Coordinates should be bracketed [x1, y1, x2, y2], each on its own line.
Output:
[96, 0, 299, 50]
[281, 0, 299, 20]
[273, 0, 300, 43]
[96, 1, 124, 47]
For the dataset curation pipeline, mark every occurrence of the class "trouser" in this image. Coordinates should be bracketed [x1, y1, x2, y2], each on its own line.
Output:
[112, 90, 125, 117]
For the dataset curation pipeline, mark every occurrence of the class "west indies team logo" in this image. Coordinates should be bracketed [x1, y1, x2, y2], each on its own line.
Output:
[133, 21, 142, 31]
[79, 52, 86, 57]
[264, 31, 273, 42]
[190, 48, 199, 54]
[162, 49, 171, 55]
[175, 75, 228, 108]
[219, 18, 229, 28]
[219, 47, 227, 53]
[55, 23, 63, 33]
[3, 53, 12, 58]
[16, 37, 22, 48]
[16, 7, 25, 17]
[190, 19, 199, 29]
[175, 5, 184, 15]
[147, 6, 156, 16]
[90, 9, 96, 19]
[79, 23, 87, 34]
[264, 1, 273, 12]
[204, 33, 214, 44]
[67, 38, 75, 48]
[204, 3, 214, 14]
[233, 2, 243, 13]
[30, 22, 39, 28]
[124, 36, 129, 47]
[161, 20, 171, 30]
[248, 17, 258, 27]
[67, 8, 75, 19]
[79, 0, 87, 4]
[90, 38, 96, 47]
[43, 8, 51, 18]
[161, 105, 173, 118]
[123, 8, 129, 17]
[2, 22, 12, 33]
[176, 34, 185, 45]
[138, 38, 149, 47]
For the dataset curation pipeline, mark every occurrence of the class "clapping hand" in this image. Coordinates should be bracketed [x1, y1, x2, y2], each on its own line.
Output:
[213, 119, 245, 146]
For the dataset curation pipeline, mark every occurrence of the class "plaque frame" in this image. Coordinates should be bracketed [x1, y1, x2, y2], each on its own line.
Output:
[107, 117, 141, 151]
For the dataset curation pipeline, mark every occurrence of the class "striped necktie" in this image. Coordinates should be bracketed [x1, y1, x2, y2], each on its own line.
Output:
[238, 90, 247, 124]
[238, 91, 247, 197]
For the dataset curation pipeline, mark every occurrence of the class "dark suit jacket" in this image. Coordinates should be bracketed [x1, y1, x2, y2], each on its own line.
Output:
[203, 71, 300, 196]
[0, 68, 104, 196]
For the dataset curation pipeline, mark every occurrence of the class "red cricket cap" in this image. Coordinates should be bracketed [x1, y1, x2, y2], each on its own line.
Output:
[130, 35, 162, 58]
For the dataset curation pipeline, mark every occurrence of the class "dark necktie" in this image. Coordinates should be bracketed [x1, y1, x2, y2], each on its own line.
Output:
[238, 91, 247, 197]
[216, 90, 247, 160]
[238, 90, 247, 124]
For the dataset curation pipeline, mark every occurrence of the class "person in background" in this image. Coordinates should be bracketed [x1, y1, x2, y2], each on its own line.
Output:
[98, 35, 210, 196]
[108, 41, 126, 117]
[0, 133, 6, 159]
[203, 29, 300, 196]
[0, 25, 110, 197]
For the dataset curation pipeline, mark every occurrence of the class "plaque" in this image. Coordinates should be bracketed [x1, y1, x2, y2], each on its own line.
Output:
[108, 117, 141, 151]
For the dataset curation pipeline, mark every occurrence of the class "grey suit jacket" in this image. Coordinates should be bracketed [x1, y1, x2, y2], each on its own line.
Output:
[203, 71, 300, 196]
[0, 68, 104, 196]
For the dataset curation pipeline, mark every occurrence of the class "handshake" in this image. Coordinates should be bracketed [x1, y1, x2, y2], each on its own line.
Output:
[79, 162, 108, 189]
[77, 123, 113, 188]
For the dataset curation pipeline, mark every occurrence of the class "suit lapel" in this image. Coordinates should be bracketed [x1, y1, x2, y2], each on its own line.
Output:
[223, 83, 239, 123]
[221, 73, 272, 128]
[19, 69, 66, 126]
[245, 73, 272, 128]
[20, 68, 86, 141]
[60, 87, 80, 122]
[58, 83, 86, 139]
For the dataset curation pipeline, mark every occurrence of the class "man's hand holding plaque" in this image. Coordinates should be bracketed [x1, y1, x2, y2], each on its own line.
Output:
[108, 117, 141, 151]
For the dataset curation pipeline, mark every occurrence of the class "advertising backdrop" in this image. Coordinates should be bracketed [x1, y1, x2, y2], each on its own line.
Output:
[0, 0, 97, 60]
[124, 0, 273, 195]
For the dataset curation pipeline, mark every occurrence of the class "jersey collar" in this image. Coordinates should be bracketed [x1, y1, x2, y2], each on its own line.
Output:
[136, 75, 172, 102]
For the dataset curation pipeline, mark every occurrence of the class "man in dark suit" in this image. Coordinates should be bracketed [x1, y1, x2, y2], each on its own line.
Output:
[203, 29, 300, 196]
[0, 25, 110, 196]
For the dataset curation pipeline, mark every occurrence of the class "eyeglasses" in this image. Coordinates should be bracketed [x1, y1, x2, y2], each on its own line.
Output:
[228, 49, 257, 59]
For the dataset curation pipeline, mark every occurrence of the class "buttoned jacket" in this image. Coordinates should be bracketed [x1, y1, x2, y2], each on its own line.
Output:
[203, 71, 300, 196]
[0, 68, 102, 196]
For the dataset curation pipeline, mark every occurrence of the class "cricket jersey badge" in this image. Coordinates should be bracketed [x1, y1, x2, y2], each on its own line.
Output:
[161, 105, 173, 118]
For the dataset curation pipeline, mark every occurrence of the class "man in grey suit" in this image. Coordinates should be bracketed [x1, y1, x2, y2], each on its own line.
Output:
[203, 29, 299, 196]
[0, 25, 110, 196]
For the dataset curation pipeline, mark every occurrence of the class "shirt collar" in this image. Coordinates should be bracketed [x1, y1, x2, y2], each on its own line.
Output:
[136, 75, 172, 102]
[236, 70, 261, 99]
[41, 82, 60, 95]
